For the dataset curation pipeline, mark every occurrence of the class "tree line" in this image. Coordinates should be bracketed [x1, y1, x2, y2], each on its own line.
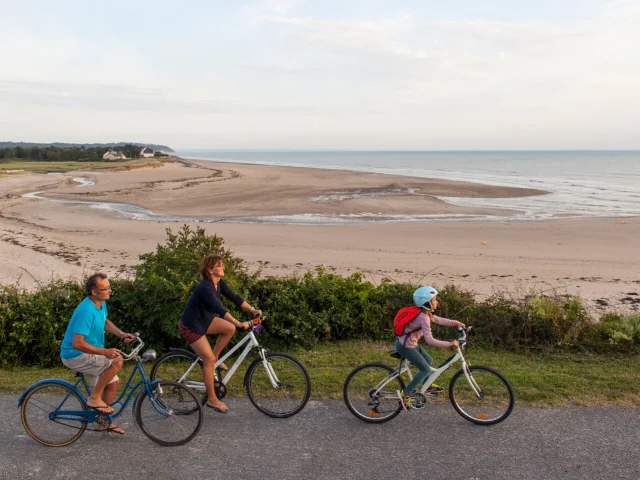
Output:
[0, 144, 146, 162]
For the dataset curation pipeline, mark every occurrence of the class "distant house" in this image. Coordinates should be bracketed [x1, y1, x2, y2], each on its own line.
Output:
[103, 150, 127, 160]
[140, 147, 155, 158]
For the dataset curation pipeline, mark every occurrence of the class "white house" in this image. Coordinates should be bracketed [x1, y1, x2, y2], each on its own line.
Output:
[140, 147, 155, 158]
[103, 150, 127, 160]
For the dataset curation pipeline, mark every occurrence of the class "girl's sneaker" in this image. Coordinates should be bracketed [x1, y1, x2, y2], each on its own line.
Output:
[397, 390, 412, 411]
[426, 383, 444, 395]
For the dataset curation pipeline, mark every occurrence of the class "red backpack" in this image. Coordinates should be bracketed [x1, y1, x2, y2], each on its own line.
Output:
[393, 306, 422, 336]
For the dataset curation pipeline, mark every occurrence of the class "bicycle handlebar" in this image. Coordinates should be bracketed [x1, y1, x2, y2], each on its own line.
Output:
[455, 326, 472, 349]
[249, 315, 266, 333]
[116, 333, 145, 361]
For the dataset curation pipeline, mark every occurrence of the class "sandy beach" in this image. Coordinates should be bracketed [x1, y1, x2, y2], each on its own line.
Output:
[0, 159, 638, 314]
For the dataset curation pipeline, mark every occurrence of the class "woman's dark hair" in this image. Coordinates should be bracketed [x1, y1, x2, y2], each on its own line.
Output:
[200, 255, 224, 280]
[86, 273, 108, 296]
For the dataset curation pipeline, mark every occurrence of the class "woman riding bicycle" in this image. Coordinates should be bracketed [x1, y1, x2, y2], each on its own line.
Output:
[396, 286, 465, 410]
[178, 254, 261, 413]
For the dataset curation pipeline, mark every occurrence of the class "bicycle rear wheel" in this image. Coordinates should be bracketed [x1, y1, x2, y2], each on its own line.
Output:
[134, 380, 203, 446]
[151, 350, 203, 388]
[343, 363, 405, 424]
[449, 365, 514, 425]
[21, 382, 87, 447]
[245, 353, 311, 418]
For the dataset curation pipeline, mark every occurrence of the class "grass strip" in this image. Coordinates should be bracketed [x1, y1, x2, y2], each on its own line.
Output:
[0, 158, 165, 174]
[2, 342, 638, 407]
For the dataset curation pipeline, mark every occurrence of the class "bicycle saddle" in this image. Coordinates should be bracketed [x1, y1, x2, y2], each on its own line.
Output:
[388, 349, 402, 359]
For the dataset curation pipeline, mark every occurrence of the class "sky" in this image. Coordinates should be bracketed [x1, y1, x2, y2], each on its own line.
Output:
[1, 0, 639, 150]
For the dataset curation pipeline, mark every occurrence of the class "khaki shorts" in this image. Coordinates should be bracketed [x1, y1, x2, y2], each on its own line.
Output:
[61, 353, 119, 386]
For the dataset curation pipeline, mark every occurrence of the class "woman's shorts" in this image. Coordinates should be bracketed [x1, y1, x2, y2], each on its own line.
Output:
[178, 321, 204, 345]
[61, 353, 119, 386]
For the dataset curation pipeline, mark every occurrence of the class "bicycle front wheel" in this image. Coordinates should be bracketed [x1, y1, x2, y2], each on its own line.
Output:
[343, 363, 405, 424]
[245, 353, 311, 418]
[21, 382, 87, 447]
[449, 365, 514, 425]
[135, 380, 203, 446]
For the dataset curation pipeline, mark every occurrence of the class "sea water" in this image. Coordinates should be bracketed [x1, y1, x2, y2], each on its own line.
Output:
[24, 151, 640, 224]
[177, 150, 640, 222]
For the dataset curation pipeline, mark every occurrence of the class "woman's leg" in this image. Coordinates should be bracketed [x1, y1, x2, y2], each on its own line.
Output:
[189, 335, 227, 411]
[207, 317, 236, 362]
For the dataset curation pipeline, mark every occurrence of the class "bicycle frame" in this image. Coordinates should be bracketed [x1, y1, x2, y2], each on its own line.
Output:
[178, 329, 281, 390]
[374, 330, 483, 400]
[19, 338, 165, 426]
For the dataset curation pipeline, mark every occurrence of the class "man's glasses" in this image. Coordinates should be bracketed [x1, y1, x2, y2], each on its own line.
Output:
[95, 287, 112, 292]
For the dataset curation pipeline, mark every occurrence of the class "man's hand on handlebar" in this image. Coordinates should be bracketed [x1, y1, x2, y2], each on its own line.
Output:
[120, 332, 136, 343]
[104, 348, 121, 359]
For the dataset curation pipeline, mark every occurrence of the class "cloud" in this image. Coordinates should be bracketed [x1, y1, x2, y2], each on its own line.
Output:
[0, 80, 386, 117]
[263, 15, 428, 60]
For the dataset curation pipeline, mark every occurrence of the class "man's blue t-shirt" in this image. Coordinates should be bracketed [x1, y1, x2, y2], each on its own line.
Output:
[60, 297, 108, 360]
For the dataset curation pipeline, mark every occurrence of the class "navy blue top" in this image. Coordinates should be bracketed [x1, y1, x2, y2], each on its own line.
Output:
[180, 278, 244, 335]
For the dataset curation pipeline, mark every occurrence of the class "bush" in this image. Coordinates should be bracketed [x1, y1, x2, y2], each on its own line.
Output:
[0, 225, 637, 366]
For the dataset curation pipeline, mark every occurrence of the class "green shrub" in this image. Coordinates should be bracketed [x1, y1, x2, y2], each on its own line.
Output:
[0, 224, 637, 366]
[598, 313, 640, 345]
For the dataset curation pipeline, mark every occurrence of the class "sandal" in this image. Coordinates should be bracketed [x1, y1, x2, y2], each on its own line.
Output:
[107, 424, 125, 435]
[205, 403, 228, 414]
[87, 403, 114, 414]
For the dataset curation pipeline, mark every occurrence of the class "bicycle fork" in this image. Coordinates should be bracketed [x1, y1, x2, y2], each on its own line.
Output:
[258, 348, 281, 389]
[461, 359, 483, 400]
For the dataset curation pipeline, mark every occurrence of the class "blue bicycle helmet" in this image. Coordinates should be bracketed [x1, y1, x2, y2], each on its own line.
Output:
[413, 286, 438, 310]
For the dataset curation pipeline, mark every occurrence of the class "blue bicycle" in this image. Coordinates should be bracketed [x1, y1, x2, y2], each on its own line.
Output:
[18, 335, 203, 447]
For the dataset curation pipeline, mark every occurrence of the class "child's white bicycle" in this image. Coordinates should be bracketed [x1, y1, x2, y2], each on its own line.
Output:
[343, 327, 514, 425]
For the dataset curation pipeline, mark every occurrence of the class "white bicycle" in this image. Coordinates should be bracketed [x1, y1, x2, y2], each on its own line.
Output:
[150, 316, 311, 418]
[343, 327, 514, 425]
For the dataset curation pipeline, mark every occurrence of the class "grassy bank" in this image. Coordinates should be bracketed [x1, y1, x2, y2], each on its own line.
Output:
[0, 158, 167, 174]
[2, 342, 638, 407]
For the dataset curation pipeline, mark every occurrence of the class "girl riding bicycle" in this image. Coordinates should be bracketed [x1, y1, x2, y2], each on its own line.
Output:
[396, 286, 465, 410]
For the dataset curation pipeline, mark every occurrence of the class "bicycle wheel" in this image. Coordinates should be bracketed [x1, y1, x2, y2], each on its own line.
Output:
[245, 353, 311, 418]
[134, 380, 203, 446]
[151, 350, 202, 387]
[343, 363, 405, 424]
[21, 382, 87, 447]
[449, 365, 514, 425]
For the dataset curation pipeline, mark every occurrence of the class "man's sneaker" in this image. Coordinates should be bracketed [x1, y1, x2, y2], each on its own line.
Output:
[426, 383, 445, 395]
[397, 390, 412, 411]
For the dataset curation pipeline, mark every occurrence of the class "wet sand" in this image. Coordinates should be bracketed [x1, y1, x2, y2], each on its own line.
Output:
[0, 159, 638, 313]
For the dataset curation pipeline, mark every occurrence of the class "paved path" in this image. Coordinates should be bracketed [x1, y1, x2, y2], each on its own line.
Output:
[1, 395, 638, 480]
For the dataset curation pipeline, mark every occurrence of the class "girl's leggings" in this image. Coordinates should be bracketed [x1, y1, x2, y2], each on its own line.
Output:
[395, 338, 433, 394]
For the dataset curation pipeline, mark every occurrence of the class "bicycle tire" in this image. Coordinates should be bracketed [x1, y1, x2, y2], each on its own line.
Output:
[134, 380, 203, 446]
[21, 382, 87, 447]
[343, 362, 405, 424]
[449, 365, 514, 425]
[150, 350, 205, 411]
[245, 353, 311, 418]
